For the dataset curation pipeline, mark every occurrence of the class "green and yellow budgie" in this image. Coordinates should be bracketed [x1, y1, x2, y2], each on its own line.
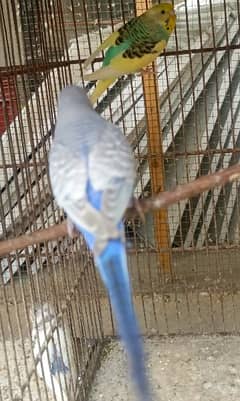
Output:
[83, 3, 176, 105]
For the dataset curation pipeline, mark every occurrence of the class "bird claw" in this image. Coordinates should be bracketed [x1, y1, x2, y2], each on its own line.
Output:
[131, 198, 145, 223]
[67, 218, 79, 238]
[142, 65, 155, 75]
[135, 66, 155, 77]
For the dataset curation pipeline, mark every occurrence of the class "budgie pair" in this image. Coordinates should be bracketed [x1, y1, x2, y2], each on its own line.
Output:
[31, 303, 77, 401]
[83, 2, 176, 104]
[48, 3, 176, 400]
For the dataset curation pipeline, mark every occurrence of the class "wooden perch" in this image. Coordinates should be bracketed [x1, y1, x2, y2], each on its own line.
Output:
[0, 163, 240, 257]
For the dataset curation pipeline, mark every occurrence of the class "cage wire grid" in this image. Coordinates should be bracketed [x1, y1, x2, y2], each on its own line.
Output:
[1, 0, 240, 400]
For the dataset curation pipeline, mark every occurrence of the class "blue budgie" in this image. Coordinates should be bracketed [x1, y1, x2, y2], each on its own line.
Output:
[49, 85, 152, 401]
[31, 303, 77, 401]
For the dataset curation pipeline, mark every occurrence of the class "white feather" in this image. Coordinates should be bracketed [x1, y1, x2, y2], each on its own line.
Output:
[31, 303, 77, 401]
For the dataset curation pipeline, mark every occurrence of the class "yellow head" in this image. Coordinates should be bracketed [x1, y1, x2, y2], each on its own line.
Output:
[147, 3, 176, 34]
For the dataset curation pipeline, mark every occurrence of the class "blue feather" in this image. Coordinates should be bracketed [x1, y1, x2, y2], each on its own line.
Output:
[76, 181, 152, 400]
[96, 240, 151, 401]
[50, 345, 69, 375]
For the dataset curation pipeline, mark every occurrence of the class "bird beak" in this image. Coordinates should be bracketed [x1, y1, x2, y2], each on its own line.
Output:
[169, 10, 176, 16]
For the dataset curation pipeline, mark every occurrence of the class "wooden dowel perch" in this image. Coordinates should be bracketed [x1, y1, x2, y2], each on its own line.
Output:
[0, 163, 240, 257]
[136, 0, 171, 272]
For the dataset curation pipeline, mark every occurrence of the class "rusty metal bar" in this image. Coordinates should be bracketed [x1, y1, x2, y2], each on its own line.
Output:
[1, 42, 240, 77]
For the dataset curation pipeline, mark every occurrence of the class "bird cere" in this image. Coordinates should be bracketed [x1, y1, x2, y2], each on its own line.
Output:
[83, 2, 176, 104]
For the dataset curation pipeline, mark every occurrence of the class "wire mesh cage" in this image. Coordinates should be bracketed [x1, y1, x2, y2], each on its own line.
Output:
[1, 0, 240, 400]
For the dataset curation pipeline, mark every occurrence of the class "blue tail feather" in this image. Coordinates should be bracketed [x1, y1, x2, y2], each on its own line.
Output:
[74, 182, 151, 399]
[96, 239, 152, 401]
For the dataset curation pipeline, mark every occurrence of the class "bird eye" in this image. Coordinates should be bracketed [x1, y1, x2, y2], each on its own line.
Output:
[161, 10, 165, 14]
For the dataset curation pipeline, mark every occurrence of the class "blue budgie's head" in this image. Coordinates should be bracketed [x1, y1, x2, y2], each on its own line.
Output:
[56, 85, 93, 132]
[58, 85, 90, 112]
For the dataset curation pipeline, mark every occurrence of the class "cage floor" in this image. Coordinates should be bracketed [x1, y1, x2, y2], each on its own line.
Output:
[1, 335, 240, 401]
[89, 336, 240, 401]
[0, 338, 54, 401]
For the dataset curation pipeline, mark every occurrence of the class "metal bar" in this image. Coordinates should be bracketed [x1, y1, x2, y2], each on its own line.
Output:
[1, 42, 240, 76]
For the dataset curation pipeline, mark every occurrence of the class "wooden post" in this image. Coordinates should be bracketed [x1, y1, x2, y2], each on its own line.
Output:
[136, 0, 172, 273]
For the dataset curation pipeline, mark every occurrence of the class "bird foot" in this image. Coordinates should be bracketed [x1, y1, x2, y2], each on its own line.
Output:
[67, 218, 79, 238]
[131, 198, 145, 223]
[141, 65, 155, 75]
[135, 66, 155, 77]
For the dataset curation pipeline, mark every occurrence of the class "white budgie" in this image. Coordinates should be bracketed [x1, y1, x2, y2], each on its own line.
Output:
[30, 303, 77, 401]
